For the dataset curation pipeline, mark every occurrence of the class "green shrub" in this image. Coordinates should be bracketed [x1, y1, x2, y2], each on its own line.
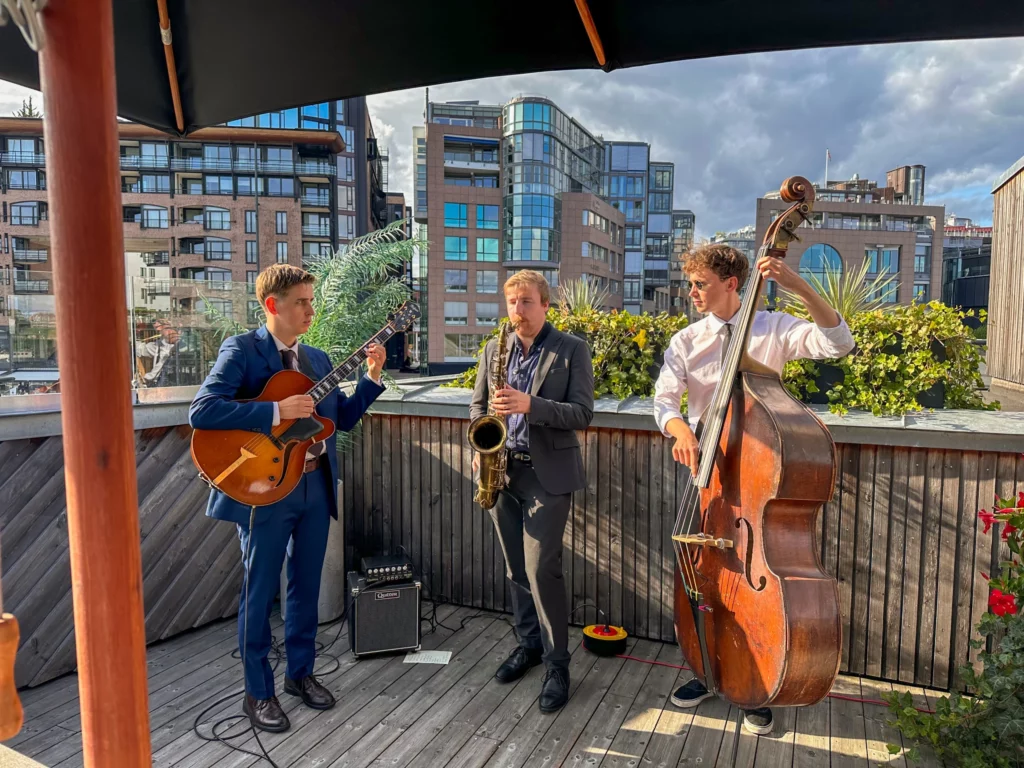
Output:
[783, 302, 996, 417]
[444, 307, 688, 402]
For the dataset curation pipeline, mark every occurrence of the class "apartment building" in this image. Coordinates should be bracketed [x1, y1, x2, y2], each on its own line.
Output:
[754, 169, 944, 307]
[416, 96, 690, 371]
[669, 209, 696, 320]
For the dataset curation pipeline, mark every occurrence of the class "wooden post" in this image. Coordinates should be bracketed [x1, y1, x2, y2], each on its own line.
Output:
[38, 0, 152, 764]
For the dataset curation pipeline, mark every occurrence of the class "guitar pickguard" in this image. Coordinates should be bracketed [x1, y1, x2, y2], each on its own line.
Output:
[279, 417, 322, 443]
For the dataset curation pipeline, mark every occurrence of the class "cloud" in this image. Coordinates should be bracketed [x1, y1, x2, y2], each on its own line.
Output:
[6, 36, 1021, 238]
[369, 38, 1024, 238]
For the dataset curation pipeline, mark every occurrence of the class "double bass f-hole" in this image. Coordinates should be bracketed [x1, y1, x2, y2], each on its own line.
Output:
[736, 518, 767, 592]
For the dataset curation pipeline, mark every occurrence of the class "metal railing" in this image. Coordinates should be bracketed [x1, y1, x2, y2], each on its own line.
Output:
[14, 278, 50, 294]
[9, 215, 44, 226]
[302, 224, 331, 237]
[12, 249, 48, 263]
[301, 194, 331, 207]
[0, 152, 46, 165]
[119, 156, 170, 170]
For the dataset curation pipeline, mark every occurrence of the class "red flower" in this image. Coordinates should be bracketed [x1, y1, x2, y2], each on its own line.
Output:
[989, 589, 1018, 617]
[978, 508, 996, 534]
[1018, 490, 1024, 507]
[1002, 522, 1018, 541]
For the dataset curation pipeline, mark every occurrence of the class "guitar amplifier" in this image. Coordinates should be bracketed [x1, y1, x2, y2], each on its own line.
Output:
[360, 554, 414, 585]
[347, 571, 421, 658]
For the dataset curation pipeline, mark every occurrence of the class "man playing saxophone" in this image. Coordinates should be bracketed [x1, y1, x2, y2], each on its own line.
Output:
[470, 270, 594, 713]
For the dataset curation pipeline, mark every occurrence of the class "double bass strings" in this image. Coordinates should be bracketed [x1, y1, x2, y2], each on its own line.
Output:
[672, 243, 771, 600]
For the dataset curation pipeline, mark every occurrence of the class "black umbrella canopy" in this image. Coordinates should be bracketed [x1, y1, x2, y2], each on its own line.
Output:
[3, 0, 1024, 135]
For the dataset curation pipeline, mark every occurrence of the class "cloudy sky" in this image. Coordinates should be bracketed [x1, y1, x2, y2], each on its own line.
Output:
[4, 37, 1021, 239]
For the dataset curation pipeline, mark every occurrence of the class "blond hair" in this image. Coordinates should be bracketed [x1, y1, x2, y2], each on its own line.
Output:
[682, 243, 750, 286]
[503, 269, 550, 304]
[255, 264, 315, 307]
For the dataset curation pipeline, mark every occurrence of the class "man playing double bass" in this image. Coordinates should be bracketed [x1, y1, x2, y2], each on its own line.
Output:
[653, 242, 855, 734]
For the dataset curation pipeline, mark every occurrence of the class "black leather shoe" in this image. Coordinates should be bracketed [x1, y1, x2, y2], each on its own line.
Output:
[495, 646, 543, 683]
[284, 674, 336, 710]
[539, 667, 569, 713]
[242, 694, 290, 733]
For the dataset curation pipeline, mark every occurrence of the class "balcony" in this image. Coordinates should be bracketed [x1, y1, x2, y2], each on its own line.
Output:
[141, 252, 170, 266]
[301, 193, 331, 207]
[12, 249, 48, 263]
[5, 180, 46, 191]
[9, 215, 44, 227]
[119, 155, 170, 170]
[169, 157, 234, 172]
[296, 160, 335, 176]
[302, 224, 331, 237]
[1, 151, 46, 165]
[14, 278, 51, 294]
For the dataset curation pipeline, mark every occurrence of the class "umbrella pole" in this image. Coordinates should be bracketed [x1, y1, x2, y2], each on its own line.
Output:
[38, 0, 151, 764]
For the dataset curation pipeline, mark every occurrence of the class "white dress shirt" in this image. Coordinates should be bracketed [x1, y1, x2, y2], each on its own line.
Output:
[653, 310, 855, 434]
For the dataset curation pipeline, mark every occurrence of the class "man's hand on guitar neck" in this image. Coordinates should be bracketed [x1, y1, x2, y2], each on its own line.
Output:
[279, 394, 315, 420]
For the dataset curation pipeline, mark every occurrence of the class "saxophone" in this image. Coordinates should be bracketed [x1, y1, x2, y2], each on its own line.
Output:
[467, 320, 517, 509]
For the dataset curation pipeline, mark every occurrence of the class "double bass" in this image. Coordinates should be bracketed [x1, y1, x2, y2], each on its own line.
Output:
[671, 176, 842, 709]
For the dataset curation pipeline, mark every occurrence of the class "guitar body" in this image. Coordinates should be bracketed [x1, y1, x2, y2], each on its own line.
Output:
[190, 369, 336, 507]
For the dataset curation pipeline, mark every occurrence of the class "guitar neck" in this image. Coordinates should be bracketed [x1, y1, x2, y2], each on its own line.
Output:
[307, 323, 396, 404]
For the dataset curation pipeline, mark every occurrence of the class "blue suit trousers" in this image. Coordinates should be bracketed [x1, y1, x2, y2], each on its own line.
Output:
[236, 466, 332, 699]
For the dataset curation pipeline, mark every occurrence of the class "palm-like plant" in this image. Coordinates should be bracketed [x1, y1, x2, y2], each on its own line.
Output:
[557, 277, 611, 315]
[302, 218, 425, 371]
[779, 256, 900, 319]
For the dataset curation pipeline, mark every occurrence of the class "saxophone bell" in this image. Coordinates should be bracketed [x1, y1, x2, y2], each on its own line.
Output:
[468, 320, 518, 510]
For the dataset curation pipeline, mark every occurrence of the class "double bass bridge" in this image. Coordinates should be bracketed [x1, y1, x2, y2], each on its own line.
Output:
[672, 533, 734, 549]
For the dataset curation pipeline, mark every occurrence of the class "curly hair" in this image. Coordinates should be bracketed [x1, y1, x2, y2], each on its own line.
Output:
[681, 243, 750, 286]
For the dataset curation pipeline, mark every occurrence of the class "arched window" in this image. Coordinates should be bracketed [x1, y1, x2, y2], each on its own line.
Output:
[799, 244, 842, 285]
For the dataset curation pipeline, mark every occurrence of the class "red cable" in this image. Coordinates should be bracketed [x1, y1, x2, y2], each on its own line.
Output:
[614, 654, 935, 713]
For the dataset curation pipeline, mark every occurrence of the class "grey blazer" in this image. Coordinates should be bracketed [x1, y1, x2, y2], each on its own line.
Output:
[470, 323, 594, 496]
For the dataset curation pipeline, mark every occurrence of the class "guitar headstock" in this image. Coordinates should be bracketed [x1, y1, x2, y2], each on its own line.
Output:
[389, 301, 421, 332]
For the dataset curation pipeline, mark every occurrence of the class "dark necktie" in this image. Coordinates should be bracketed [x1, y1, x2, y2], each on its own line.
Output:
[721, 323, 733, 367]
[281, 349, 324, 458]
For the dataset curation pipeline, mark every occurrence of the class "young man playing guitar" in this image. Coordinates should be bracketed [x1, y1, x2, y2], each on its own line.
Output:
[189, 264, 386, 733]
[653, 243, 855, 735]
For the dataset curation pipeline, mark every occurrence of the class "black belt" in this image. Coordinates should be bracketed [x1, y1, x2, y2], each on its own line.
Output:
[509, 451, 532, 464]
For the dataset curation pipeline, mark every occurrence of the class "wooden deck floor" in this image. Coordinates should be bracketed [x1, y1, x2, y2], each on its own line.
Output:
[5, 605, 946, 768]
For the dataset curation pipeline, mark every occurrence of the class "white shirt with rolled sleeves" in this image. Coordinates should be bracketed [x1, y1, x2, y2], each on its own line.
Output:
[653, 309, 856, 434]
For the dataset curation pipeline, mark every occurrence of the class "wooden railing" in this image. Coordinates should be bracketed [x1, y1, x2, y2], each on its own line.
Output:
[2, 385, 1023, 693]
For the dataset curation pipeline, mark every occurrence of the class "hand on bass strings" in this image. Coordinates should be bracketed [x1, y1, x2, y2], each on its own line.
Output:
[671, 428, 700, 474]
[279, 394, 315, 420]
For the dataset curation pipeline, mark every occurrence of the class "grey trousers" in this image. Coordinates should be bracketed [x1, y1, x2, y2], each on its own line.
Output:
[489, 459, 572, 671]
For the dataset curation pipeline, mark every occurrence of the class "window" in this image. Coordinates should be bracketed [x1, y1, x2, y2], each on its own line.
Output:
[264, 177, 295, 197]
[444, 269, 468, 293]
[444, 333, 488, 361]
[245, 210, 257, 233]
[276, 242, 288, 263]
[204, 175, 232, 195]
[234, 175, 253, 196]
[651, 168, 673, 190]
[476, 204, 499, 230]
[142, 205, 168, 229]
[205, 207, 230, 230]
[245, 241, 257, 263]
[275, 211, 288, 235]
[476, 238, 499, 262]
[913, 283, 929, 302]
[800, 244, 843, 284]
[625, 228, 643, 247]
[649, 193, 672, 213]
[182, 177, 203, 195]
[625, 252, 643, 274]
[142, 174, 170, 193]
[444, 202, 468, 228]
[11, 202, 41, 225]
[865, 246, 899, 275]
[476, 270, 498, 294]
[338, 185, 355, 211]
[445, 236, 468, 261]
[914, 243, 931, 274]
[868, 284, 899, 304]
[338, 214, 356, 240]
[648, 214, 672, 234]
[6, 169, 43, 189]
[339, 156, 354, 181]
[624, 279, 641, 301]
[247, 270, 258, 288]
[204, 238, 230, 261]
[476, 302, 499, 327]
[444, 301, 468, 325]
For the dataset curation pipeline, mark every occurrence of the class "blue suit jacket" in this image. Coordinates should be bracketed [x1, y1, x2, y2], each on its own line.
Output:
[189, 325, 385, 526]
